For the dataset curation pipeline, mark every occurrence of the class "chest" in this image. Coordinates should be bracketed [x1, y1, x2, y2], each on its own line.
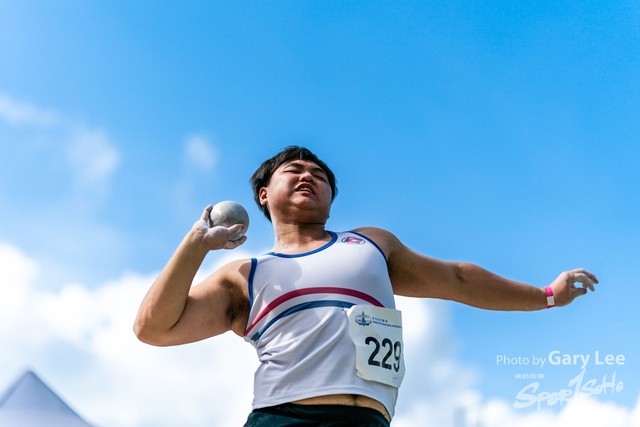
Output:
[252, 236, 395, 309]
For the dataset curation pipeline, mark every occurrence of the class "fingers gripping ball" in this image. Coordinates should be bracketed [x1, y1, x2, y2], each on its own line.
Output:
[209, 201, 250, 242]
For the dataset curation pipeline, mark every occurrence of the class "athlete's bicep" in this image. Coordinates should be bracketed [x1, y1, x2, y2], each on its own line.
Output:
[387, 244, 462, 299]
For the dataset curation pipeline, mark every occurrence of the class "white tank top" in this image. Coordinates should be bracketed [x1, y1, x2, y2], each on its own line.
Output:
[243, 231, 399, 418]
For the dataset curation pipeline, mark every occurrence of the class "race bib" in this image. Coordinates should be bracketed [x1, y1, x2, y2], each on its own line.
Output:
[347, 305, 405, 388]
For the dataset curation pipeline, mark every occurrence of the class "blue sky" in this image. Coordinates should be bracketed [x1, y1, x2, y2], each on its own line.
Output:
[1, 2, 639, 426]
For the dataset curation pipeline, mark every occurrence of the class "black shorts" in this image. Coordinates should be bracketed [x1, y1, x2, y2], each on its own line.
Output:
[243, 403, 391, 427]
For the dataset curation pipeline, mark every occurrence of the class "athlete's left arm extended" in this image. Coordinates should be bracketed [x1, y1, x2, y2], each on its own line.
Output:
[354, 227, 598, 310]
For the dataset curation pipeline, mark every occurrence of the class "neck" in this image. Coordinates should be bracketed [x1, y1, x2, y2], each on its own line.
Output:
[270, 220, 331, 254]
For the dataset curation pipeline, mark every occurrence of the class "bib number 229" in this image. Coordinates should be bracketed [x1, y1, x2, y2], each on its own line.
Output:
[347, 305, 405, 388]
[365, 336, 402, 372]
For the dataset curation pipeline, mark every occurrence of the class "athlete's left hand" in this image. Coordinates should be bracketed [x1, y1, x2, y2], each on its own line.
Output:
[548, 269, 599, 307]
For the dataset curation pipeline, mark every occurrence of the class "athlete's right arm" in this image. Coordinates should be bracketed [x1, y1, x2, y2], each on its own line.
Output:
[133, 206, 251, 346]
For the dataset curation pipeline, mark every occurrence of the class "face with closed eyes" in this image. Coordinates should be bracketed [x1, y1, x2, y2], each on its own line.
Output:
[258, 159, 333, 224]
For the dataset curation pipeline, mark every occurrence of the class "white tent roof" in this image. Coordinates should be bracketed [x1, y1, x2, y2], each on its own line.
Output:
[0, 371, 95, 427]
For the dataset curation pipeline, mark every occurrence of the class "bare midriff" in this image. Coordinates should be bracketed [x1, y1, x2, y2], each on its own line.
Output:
[292, 394, 390, 422]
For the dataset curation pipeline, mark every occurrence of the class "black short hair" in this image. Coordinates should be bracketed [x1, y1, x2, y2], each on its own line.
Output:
[250, 146, 338, 221]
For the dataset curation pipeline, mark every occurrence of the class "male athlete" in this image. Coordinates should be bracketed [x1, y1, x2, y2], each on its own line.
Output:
[134, 146, 598, 426]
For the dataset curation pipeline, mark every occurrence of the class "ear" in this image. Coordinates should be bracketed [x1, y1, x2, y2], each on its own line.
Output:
[258, 187, 268, 206]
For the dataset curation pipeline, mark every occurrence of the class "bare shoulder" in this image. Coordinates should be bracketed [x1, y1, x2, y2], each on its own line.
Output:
[353, 227, 458, 298]
[352, 226, 402, 259]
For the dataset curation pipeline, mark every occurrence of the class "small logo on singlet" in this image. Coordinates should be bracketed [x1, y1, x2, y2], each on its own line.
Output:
[355, 311, 372, 327]
[342, 236, 365, 245]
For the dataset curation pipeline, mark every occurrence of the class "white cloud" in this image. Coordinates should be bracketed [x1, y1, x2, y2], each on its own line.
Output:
[0, 93, 121, 194]
[184, 135, 218, 171]
[0, 242, 258, 427]
[0, 244, 40, 341]
[67, 126, 121, 191]
[0, 94, 59, 127]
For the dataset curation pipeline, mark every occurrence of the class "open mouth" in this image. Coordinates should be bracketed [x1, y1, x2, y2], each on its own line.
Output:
[295, 184, 314, 194]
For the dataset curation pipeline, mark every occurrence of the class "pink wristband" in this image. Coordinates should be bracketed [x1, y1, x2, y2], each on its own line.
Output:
[544, 286, 555, 308]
